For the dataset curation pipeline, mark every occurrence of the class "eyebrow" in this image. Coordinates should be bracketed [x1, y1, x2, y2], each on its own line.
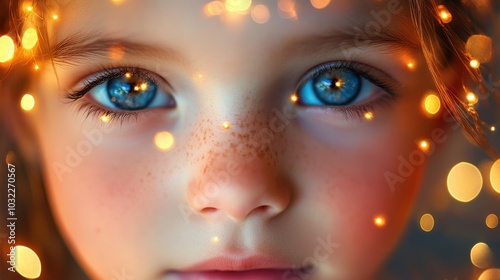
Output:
[44, 19, 419, 67]
[42, 33, 185, 66]
[283, 21, 419, 59]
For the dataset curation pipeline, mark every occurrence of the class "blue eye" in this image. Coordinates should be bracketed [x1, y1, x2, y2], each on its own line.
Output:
[87, 71, 174, 111]
[296, 62, 392, 108]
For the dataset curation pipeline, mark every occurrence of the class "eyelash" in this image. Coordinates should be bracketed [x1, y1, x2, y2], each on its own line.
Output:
[65, 67, 162, 125]
[65, 62, 399, 125]
[297, 61, 400, 120]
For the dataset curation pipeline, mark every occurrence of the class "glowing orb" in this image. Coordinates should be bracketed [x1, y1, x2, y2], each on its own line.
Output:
[14, 245, 42, 279]
[419, 213, 434, 232]
[470, 242, 493, 268]
[251, 4, 270, 24]
[21, 28, 38, 51]
[490, 159, 500, 193]
[485, 214, 498, 229]
[154, 131, 175, 151]
[20, 94, 35, 111]
[447, 162, 482, 202]
[0, 35, 15, 63]
[310, 0, 330, 9]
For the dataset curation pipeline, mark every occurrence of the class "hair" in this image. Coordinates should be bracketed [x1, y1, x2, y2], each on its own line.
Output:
[0, 0, 498, 278]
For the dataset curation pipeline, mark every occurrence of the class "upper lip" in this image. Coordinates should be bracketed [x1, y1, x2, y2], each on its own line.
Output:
[181, 255, 291, 271]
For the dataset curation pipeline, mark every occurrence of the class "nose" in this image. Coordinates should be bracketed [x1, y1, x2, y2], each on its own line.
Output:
[186, 124, 292, 222]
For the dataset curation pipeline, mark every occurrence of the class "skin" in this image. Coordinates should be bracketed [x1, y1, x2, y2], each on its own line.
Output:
[27, 0, 456, 279]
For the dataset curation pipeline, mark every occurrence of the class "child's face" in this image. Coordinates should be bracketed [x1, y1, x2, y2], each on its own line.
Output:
[31, 0, 447, 279]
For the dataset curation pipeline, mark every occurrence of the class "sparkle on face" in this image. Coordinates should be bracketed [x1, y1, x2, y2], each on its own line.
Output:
[418, 140, 430, 152]
[211, 236, 220, 243]
[374, 215, 386, 227]
[100, 114, 111, 123]
[423, 93, 441, 115]
[154, 131, 175, 151]
[222, 121, 231, 129]
[290, 93, 298, 103]
[364, 111, 374, 121]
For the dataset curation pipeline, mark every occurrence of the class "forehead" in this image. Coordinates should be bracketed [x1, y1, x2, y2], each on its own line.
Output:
[46, 0, 415, 49]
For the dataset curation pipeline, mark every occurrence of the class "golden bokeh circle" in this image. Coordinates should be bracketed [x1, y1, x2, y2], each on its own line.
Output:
[447, 162, 482, 202]
[470, 242, 493, 268]
[420, 213, 435, 232]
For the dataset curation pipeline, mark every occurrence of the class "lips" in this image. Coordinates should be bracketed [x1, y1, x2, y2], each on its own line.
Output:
[166, 255, 301, 280]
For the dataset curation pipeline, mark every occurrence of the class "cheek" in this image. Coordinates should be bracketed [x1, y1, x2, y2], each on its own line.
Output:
[287, 95, 437, 277]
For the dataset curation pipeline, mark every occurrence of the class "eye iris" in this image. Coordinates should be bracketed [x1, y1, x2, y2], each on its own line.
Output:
[312, 70, 361, 105]
[107, 74, 157, 110]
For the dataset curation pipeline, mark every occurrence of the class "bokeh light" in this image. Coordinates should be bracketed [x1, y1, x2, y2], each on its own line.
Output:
[204, 1, 225, 16]
[364, 111, 374, 121]
[470, 242, 493, 268]
[100, 114, 111, 123]
[447, 162, 482, 202]
[310, 0, 330, 9]
[466, 92, 478, 105]
[14, 245, 42, 279]
[478, 268, 500, 280]
[485, 214, 498, 229]
[108, 45, 125, 60]
[20, 94, 35, 111]
[423, 93, 441, 115]
[211, 236, 220, 243]
[225, 0, 252, 13]
[154, 131, 175, 151]
[420, 213, 435, 232]
[374, 215, 386, 227]
[21, 27, 38, 51]
[222, 121, 231, 129]
[490, 159, 500, 193]
[0, 35, 15, 63]
[406, 61, 415, 70]
[251, 4, 270, 24]
[437, 5, 452, 23]
[491, 126, 496, 132]
[466, 35, 492, 63]
[470, 59, 480, 69]
[418, 140, 430, 152]
[278, 0, 297, 19]
[5, 151, 16, 164]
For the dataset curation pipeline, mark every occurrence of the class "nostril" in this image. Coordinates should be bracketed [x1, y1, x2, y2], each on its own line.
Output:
[200, 207, 218, 214]
[251, 205, 273, 216]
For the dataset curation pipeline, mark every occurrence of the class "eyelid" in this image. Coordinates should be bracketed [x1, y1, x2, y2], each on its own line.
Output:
[64, 67, 170, 103]
[296, 60, 400, 98]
